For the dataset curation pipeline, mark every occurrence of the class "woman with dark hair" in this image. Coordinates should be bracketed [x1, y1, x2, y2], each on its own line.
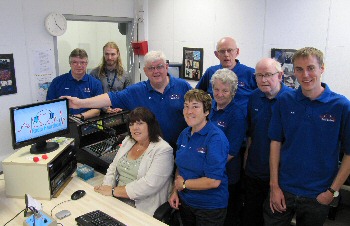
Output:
[169, 89, 229, 226]
[94, 107, 174, 216]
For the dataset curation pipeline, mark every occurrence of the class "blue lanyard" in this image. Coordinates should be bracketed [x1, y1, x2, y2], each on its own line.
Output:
[106, 72, 117, 91]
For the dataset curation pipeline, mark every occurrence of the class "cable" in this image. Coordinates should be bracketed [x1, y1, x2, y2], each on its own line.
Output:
[50, 199, 71, 216]
[4, 208, 26, 225]
[57, 223, 64, 226]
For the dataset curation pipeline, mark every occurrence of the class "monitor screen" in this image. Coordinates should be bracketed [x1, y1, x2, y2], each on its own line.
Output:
[10, 98, 69, 154]
[168, 62, 183, 78]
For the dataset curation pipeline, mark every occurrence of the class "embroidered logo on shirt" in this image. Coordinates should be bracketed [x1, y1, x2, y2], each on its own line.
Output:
[197, 147, 207, 154]
[217, 121, 227, 128]
[320, 114, 336, 122]
[254, 108, 259, 112]
[238, 81, 245, 87]
[170, 94, 180, 99]
[84, 88, 91, 93]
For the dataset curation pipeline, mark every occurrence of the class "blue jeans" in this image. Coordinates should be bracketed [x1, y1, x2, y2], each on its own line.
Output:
[263, 190, 330, 226]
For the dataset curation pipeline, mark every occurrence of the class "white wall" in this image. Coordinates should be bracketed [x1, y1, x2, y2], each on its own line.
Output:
[2, 0, 350, 170]
[146, 0, 350, 99]
[58, 21, 127, 75]
[0, 0, 135, 171]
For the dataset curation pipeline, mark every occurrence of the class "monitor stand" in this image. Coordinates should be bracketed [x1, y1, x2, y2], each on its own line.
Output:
[30, 141, 59, 154]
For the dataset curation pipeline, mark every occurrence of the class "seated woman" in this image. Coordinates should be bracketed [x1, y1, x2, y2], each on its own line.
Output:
[169, 89, 229, 226]
[94, 107, 174, 216]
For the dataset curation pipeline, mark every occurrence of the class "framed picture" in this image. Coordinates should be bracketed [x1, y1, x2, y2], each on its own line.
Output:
[182, 47, 203, 81]
[0, 54, 17, 96]
[271, 48, 299, 89]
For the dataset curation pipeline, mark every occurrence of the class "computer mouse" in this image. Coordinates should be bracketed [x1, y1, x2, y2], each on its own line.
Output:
[71, 190, 86, 200]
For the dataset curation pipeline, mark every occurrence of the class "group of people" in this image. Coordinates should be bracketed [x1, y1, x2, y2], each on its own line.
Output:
[47, 36, 350, 226]
[46, 41, 132, 119]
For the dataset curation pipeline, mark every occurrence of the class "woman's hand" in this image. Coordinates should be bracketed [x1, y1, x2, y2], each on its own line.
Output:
[174, 175, 185, 191]
[94, 185, 113, 196]
[168, 191, 180, 209]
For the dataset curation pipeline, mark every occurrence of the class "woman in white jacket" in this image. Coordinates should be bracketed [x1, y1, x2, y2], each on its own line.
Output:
[94, 107, 174, 216]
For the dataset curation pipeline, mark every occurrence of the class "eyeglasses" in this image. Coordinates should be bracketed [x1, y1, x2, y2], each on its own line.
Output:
[70, 61, 88, 66]
[217, 48, 238, 55]
[147, 64, 165, 72]
[254, 72, 279, 79]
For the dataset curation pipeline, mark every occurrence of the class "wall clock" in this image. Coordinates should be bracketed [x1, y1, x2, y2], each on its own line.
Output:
[45, 13, 67, 36]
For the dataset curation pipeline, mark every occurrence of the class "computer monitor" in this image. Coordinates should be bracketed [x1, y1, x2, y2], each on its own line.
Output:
[167, 62, 183, 78]
[10, 98, 69, 154]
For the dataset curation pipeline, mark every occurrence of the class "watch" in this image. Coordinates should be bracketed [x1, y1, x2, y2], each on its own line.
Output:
[45, 12, 67, 36]
[327, 187, 339, 198]
[182, 180, 186, 190]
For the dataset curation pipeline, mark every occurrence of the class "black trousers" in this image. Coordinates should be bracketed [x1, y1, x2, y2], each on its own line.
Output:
[179, 200, 227, 226]
[243, 175, 269, 226]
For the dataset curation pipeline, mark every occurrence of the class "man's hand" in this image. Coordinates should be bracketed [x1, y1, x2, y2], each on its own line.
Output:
[316, 190, 334, 205]
[270, 186, 287, 213]
[61, 96, 82, 109]
[105, 107, 123, 114]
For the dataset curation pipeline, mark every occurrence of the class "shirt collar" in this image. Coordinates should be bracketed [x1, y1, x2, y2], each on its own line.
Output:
[212, 99, 235, 112]
[146, 73, 172, 92]
[296, 83, 331, 103]
[69, 70, 88, 82]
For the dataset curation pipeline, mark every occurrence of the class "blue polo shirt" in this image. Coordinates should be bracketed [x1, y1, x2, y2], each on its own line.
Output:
[108, 75, 192, 145]
[269, 83, 350, 198]
[46, 71, 103, 115]
[245, 83, 292, 181]
[196, 60, 257, 110]
[210, 100, 247, 184]
[176, 122, 229, 209]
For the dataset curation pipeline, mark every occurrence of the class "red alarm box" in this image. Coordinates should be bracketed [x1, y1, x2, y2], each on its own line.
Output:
[132, 41, 148, 55]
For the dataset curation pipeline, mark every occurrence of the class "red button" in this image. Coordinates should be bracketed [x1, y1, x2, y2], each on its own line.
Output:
[33, 157, 40, 162]
[42, 154, 48, 160]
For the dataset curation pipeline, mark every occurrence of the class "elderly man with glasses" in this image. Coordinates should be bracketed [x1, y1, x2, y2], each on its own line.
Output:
[243, 58, 292, 226]
[46, 48, 103, 120]
[196, 37, 257, 113]
[63, 50, 192, 150]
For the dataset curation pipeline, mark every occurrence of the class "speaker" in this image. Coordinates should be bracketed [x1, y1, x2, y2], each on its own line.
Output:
[118, 23, 127, 35]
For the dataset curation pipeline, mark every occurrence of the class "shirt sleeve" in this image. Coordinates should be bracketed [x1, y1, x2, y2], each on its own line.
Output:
[204, 132, 229, 180]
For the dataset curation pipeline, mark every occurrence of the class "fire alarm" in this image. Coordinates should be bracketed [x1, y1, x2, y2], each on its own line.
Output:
[132, 41, 148, 55]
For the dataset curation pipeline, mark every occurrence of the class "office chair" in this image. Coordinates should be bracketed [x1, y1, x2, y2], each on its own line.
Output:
[153, 202, 180, 226]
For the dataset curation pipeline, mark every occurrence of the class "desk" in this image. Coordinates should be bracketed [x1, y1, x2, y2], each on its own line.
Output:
[0, 174, 167, 226]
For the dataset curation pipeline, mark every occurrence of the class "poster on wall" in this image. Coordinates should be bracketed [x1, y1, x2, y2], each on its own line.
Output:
[0, 54, 17, 96]
[182, 47, 203, 81]
[31, 48, 56, 102]
[271, 48, 299, 89]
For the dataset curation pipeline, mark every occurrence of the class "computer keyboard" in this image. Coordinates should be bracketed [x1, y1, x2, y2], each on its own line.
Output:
[75, 210, 126, 226]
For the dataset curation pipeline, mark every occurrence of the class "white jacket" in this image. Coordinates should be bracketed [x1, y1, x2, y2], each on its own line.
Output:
[102, 136, 174, 216]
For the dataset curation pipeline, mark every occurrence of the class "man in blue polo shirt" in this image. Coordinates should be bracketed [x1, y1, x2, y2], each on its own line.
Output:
[243, 58, 292, 226]
[196, 37, 257, 111]
[46, 48, 103, 120]
[209, 68, 247, 226]
[265, 47, 350, 226]
[63, 50, 192, 148]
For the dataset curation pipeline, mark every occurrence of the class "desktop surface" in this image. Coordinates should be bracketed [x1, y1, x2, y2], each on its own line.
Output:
[0, 173, 167, 225]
